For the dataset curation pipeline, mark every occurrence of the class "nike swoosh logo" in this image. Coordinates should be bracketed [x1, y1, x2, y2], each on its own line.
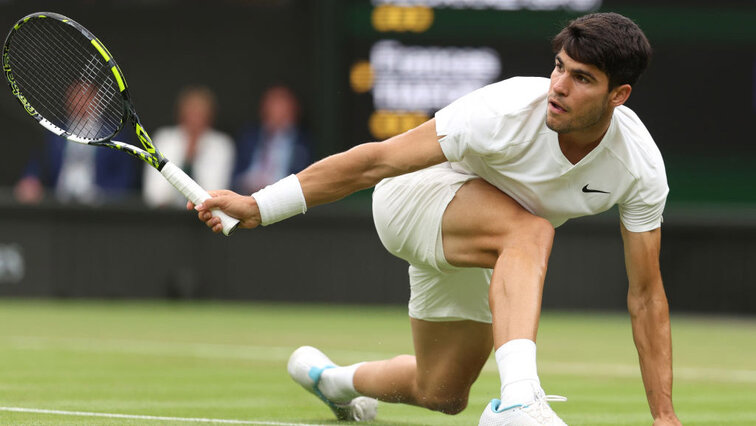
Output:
[582, 184, 610, 194]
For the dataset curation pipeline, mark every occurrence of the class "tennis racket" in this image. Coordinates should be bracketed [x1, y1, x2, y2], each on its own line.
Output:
[3, 12, 239, 235]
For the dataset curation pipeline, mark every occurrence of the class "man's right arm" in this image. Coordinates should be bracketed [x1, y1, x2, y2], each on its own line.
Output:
[298, 118, 446, 208]
[194, 119, 447, 232]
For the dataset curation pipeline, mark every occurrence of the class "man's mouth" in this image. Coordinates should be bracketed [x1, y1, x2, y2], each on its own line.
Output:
[548, 98, 567, 113]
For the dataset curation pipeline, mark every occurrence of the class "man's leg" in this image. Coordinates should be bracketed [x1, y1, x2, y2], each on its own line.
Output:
[352, 318, 492, 414]
[440, 179, 567, 424]
[327, 178, 553, 413]
[441, 178, 554, 347]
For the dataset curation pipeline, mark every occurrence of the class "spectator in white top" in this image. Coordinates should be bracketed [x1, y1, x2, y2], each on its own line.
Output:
[143, 86, 234, 208]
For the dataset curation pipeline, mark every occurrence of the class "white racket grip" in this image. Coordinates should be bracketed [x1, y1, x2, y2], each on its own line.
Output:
[160, 161, 239, 236]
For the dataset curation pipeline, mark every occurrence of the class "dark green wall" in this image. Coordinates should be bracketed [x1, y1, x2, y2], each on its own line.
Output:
[1, 201, 754, 314]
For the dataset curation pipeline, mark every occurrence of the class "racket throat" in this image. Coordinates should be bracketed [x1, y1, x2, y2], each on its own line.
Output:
[156, 158, 169, 171]
[134, 121, 158, 155]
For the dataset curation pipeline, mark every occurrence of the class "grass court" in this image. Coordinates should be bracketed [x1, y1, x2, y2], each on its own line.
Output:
[0, 300, 754, 425]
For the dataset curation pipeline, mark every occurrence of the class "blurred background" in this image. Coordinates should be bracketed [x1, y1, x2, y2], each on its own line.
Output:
[0, 0, 754, 313]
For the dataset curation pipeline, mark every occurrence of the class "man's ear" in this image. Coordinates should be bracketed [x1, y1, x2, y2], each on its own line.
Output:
[610, 84, 632, 107]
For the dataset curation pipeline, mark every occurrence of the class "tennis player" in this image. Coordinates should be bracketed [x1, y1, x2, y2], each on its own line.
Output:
[193, 13, 681, 426]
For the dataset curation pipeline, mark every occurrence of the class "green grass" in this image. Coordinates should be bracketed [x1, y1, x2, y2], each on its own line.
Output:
[0, 300, 754, 425]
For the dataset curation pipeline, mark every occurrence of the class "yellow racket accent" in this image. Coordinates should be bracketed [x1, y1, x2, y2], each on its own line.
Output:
[15, 16, 33, 30]
[111, 66, 126, 92]
[135, 123, 156, 153]
[91, 39, 110, 62]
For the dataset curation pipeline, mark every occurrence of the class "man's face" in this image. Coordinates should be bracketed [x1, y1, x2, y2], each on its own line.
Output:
[546, 49, 612, 135]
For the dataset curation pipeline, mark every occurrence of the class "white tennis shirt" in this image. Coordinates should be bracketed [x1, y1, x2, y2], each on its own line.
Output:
[435, 77, 668, 232]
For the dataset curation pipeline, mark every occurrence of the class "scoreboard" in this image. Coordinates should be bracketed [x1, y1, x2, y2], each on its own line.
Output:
[345, 0, 565, 143]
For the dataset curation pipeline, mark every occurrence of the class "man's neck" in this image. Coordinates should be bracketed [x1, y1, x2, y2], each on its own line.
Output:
[557, 116, 612, 165]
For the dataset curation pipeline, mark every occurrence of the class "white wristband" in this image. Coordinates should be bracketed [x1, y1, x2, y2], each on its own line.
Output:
[251, 174, 307, 226]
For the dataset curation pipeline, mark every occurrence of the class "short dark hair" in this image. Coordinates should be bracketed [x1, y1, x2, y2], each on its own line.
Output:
[552, 13, 651, 89]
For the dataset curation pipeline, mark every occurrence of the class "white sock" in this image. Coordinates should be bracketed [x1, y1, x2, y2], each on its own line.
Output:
[496, 339, 541, 407]
[318, 362, 364, 403]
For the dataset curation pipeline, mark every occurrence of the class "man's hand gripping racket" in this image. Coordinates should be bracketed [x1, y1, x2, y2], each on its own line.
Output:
[189, 190, 262, 234]
[3, 12, 239, 235]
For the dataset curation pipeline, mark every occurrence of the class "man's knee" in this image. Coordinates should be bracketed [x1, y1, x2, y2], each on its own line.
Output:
[417, 388, 470, 415]
[496, 214, 554, 269]
[410, 319, 492, 415]
[516, 215, 555, 249]
[414, 364, 474, 414]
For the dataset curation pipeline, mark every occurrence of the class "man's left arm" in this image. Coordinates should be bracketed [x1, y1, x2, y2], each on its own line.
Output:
[621, 224, 681, 426]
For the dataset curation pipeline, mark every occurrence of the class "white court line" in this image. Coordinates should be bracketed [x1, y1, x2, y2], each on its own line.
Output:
[0, 407, 326, 426]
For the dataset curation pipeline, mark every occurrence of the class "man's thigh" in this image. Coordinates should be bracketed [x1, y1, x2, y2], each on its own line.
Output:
[411, 318, 493, 395]
[442, 178, 544, 269]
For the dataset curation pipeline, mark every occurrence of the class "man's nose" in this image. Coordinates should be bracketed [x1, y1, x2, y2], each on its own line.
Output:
[552, 74, 569, 96]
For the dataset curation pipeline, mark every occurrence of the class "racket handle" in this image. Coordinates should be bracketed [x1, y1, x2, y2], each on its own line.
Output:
[160, 161, 239, 236]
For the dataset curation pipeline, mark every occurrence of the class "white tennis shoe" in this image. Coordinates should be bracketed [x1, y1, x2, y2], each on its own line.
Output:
[478, 390, 568, 426]
[287, 345, 378, 422]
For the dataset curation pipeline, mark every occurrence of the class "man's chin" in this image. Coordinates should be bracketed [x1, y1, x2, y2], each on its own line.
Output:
[545, 116, 565, 133]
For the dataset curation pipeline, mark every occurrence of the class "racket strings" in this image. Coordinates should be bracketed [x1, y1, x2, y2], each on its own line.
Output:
[7, 17, 124, 141]
[11, 26, 115, 139]
[25, 20, 121, 137]
[11, 24, 96, 124]
[31, 20, 121, 139]
[10, 29, 88, 125]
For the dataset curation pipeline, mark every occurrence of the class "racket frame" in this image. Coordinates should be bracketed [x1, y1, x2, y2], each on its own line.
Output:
[4, 12, 165, 169]
[3, 12, 239, 235]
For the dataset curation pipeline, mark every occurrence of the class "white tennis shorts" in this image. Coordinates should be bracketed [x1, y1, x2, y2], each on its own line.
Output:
[372, 163, 493, 323]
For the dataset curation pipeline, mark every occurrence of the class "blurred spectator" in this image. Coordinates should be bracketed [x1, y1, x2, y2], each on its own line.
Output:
[143, 86, 234, 208]
[233, 85, 312, 194]
[13, 82, 139, 205]
[14, 134, 140, 204]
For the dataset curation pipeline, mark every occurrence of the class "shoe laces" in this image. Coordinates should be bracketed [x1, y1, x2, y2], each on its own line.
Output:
[525, 393, 567, 423]
[544, 395, 568, 403]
